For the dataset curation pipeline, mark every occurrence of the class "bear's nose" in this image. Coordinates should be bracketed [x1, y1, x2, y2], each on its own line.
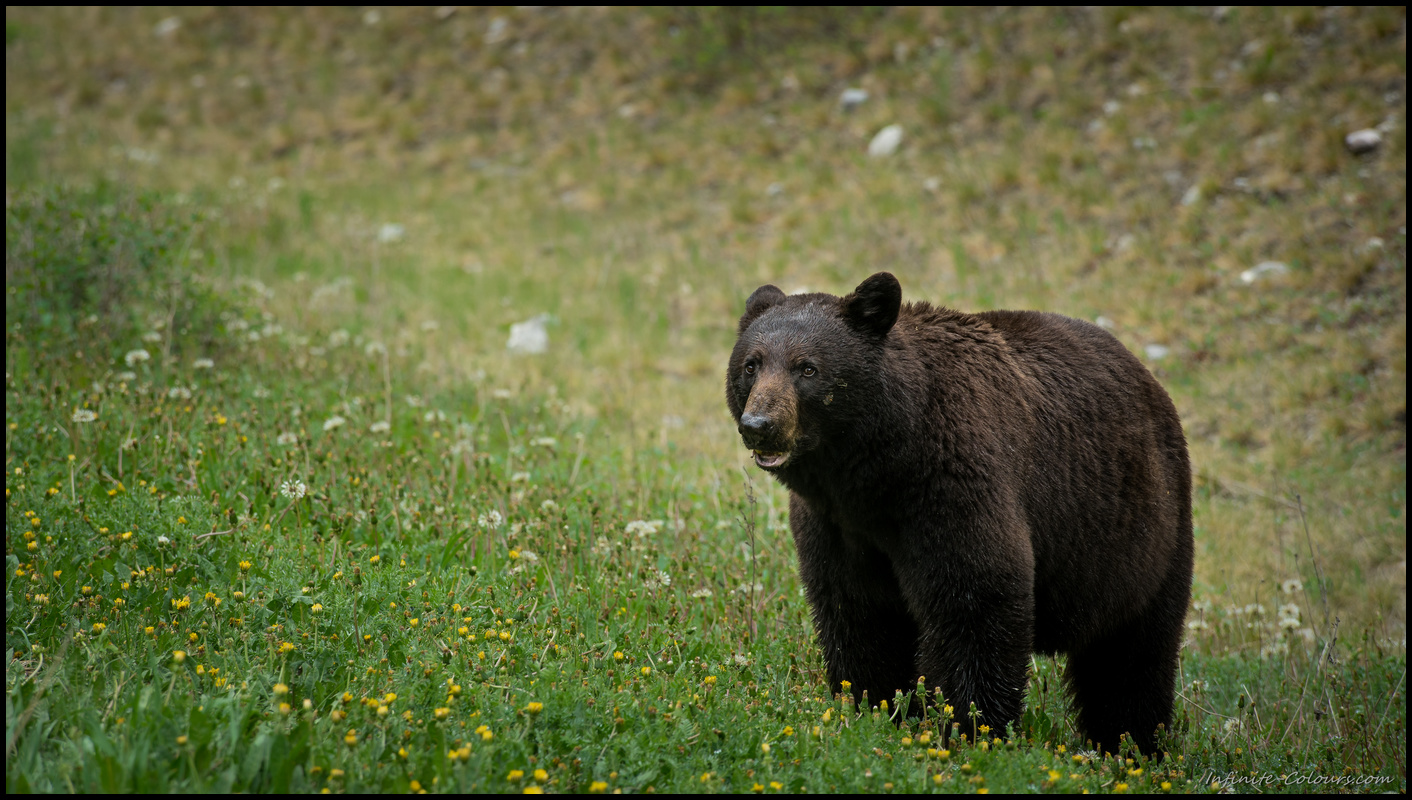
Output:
[738, 413, 776, 448]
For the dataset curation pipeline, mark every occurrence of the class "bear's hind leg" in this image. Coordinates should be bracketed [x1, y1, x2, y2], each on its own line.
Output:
[1065, 571, 1187, 756]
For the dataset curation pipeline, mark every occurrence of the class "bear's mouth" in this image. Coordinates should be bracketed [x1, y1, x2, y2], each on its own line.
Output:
[752, 450, 789, 469]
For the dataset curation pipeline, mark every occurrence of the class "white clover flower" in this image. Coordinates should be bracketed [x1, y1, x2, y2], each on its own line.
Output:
[328, 329, 350, 347]
[364, 341, 387, 358]
[252, 386, 271, 399]
[115, 371, 138, 382]
[511, 471, 530, 483]
[477, 510, 504, 529]
[423, 410, 446, 423]
[1186, 619, 1210, 632]
[540, 499, 558, 512]
[1278, 603, 1300, 621]
[167, 386, 193, 400]
[449, 439, 474, 456]
[193, 358, 215, 369]
[733, 653, 750, 666]
[591, 536, 612, 556]
[405, 395, 424, 408]
[369, 420, 391, 434]
[280, 479, 308, 501]
[72, 408, 98, 423]
[124, 349, 151, 367]
[1280, 578, 1303, 594]
[157, 535, 171, 545]
[690, 587, 714, 599]
[1278, 617, 1302, 631]
[519, 550, 539, 565]
[531, 437, 558, 448]
[142, 331, 163, 343]
[322, 416, 347, 432]
[644, 569, 671, 589]
[276, 431, 298, 446]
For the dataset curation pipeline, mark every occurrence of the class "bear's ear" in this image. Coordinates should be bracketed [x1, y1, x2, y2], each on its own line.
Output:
[842, 272, 901, 336]
[738, 284, 786, 333]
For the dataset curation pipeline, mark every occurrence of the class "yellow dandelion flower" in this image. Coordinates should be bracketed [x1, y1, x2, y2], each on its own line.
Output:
[760, 742, 770, 754]
[525, 702, 544, 715]
[273, 683, 289, 696]
[279, 702, 292, 715]
[369, 555, 381, 564]
[641, 666, 651, 676]
[344, 730, 358, 747]
[613, 651, 624, 662]
[92, 622, 106, 633]
[533, 768, 548, 782]
[507, 770, 525, 782]
[177, 735, 188, 745]
[589, 781, 608, 793]
[435, 707, 450, 721]
[172, 650, 187, 664]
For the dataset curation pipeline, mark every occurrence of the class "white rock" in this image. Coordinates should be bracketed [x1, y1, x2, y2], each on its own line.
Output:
[1144, 344, 1170, 360]
[154, 16, 181, 37]
[507, 314, 551, 355]
[1239, 260, 1289, 284]
[867, 124, 904, 157]
[1344, 128, 1381, 155]
[839, 88, 869, 111]
[1181, 185, 1202, 206]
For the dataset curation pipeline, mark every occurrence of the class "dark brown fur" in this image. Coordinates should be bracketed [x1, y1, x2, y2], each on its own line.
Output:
[725, 273, 1193, 755]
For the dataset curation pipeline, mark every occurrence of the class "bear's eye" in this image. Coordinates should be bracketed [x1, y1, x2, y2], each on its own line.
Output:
[801, 365, 817, 377]
[744, 362, 756, 376]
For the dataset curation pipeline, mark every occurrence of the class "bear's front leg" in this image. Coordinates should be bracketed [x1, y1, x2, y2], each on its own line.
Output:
[789, 494, 919, 711]
[892, 535, 1034, 743]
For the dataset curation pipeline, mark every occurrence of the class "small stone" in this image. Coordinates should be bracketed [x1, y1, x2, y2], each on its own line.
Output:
[507, 314, 551, 355]
[1239, 261, 1289, 285]
[154, 16, 181, 37]
[1144, 344, 1170, 360]
[868, 124, 904, 158]
[1181, 186, 1202, 206]
[839, 88, 869, 111]
[923, 177, 941, 193]
[1344, 128, 1381, 155]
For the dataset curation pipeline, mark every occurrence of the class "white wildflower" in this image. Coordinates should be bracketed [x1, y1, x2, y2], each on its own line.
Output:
[72, 408, 98, 423]
[644, 569, 672, 589]
[376, 223, 405, 243]
[167, 386, 193, 400]
[364, 341, 387, 358]
[276, 431, 298, 446]
[280, 479, 307, 501]
[115, 371, 137, 382]
[252, 386, 271, 399]
[420, 320, 439, 333]
[735, 581, 764, 595]
[1278, 617, 1302, 631]
[369, 420, 391, 434]
[449, 439, 474, 457]
[625, 520, 665, 538]
[404, 395, 424, 408]
[690, 587, 714, 599]
[322, 415, 347, 432]
[142, 330, 162, 343]
[733, 653, 750, 667]
[1278, 603, 1300, 621]
[328, 329, 351, 347]
[511, 471, 530, 483]
[124, 349, 151, 367]
[1280, 578, 1303, 594]
[519, 550, 539, 565]
[540, 499, 558, 512]
[531, 436, 557, 448]
[491, 388, 513, 400]
[157, 535, 171, 545]
[591, 536, 612, 556]
[423, 410, 446, 423]
[193, 358, 215, 369]
[477, 510, 504, 529]
[1186, 618, 1210, 632]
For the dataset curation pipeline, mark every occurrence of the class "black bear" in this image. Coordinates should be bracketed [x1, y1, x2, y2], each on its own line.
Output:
[725, 272, 1192, 755]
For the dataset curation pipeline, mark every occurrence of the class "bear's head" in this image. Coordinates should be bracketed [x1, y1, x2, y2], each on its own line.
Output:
[726, 272, 902, 471]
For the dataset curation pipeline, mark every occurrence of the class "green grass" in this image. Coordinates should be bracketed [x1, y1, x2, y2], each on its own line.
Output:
[6, 6, 1406, 793]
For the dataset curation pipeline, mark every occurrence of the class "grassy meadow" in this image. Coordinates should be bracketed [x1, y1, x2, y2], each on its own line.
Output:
[5, 7, 1405, 793]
